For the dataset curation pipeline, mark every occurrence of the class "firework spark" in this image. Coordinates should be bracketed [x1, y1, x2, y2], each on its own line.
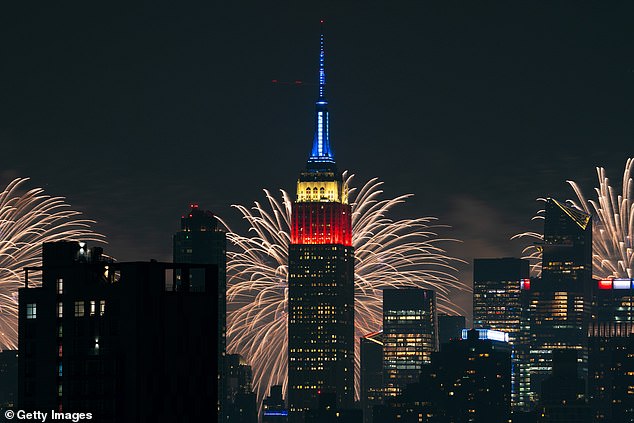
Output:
[226, 173, 469, 402]
[514, 158, 633, 278]
[0, 178, 105, 351]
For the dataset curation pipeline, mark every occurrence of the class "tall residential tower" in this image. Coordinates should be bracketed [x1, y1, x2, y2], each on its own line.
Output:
[287, 27, 355, 421]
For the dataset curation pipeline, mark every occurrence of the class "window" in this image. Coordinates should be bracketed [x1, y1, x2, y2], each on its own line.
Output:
[56, 278, 63, 294]
[26, 303, 37, 319]
[57, 302, 63, 318]
[74, 301, 84, 317]
[89, 301, 96, 316]
[99, 300, 106, 316]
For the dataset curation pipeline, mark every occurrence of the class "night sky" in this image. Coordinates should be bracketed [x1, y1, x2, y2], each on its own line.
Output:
[1, 2, 633, 318]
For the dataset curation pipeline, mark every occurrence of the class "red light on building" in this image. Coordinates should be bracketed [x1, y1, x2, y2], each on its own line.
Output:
[598, 279, 613, 290]
[291, 202, 352, 246]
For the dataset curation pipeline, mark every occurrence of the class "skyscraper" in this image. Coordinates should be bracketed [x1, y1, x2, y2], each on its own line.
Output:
[473, 257, 530, 408]
[382, 288, 437, 398]
[525, 198, 593, 402]
[173, 204, 227, 418]
[287, 28, 355, 421]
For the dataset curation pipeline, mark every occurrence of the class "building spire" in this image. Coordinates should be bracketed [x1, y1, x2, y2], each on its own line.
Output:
[318, 20, 326, 100]
[308, 19, 335, 169]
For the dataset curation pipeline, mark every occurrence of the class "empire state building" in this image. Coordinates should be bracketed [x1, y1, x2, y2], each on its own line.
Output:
[287, 27, 355, 421]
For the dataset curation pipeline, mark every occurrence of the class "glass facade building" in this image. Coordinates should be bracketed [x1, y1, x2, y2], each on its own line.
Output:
[382, 288, 437, 398]
[525, 198, 593, 404]
[473, 257, 530, 408]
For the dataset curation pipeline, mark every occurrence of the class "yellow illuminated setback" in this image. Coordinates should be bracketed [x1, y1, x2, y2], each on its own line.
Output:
[296, 180, 348, 204]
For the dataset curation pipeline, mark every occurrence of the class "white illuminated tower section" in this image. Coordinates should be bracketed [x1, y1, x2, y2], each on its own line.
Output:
[287, 26, 355, 422]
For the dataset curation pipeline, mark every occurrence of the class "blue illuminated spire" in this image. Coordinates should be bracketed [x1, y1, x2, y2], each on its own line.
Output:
[308, 21, 335, 169]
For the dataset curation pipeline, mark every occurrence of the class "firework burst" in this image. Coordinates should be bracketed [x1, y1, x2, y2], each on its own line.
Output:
[514, 158, 633, 278]
[226, 172, 468, 402]
[0, 178, 105, 350]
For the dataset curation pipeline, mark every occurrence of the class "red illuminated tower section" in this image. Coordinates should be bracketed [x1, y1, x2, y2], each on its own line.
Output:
[287, 25, 355, 422]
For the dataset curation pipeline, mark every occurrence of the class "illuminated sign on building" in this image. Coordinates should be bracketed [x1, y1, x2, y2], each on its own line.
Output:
[462, 328, 510, 343]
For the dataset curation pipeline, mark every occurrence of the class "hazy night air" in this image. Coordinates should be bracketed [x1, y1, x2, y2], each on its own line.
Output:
[1, 5, 633, 418]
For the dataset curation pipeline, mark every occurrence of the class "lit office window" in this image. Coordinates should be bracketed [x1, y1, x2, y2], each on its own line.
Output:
[26, 303, 37, 319]
[74, 301, 84, 317]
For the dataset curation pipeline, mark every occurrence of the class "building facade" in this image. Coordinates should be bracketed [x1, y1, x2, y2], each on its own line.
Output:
[473, 257, 530, 408]
[588, 278, 634, 421]
[18, 241, 218, 422]
[287, 30, 355, 420]
[383, 288, 437, 398]
[525, 198, 593, 403]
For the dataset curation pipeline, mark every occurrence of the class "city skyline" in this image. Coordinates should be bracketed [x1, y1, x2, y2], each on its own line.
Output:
[1, 3, 633, 320]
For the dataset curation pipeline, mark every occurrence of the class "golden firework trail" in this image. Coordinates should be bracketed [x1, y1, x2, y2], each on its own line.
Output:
[0, 178, 105, 350]
[514, 158, 633, 278]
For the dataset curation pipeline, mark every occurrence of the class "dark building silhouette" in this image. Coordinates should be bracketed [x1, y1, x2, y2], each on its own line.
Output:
[262, 385, 288, 423]
[588, 278, 634, 421]
[473, 257, 530, 409]
[304, 392, 362, 423]
[0, 350, 18, 408]
[287, 30, 354, 420]
[360, 331, 383, 423]
[538, 350, 590, 423]
[525, 199, 593, 403]
[173, 203, 227, 419]
[609, 334, 634, 422]
[437, 314, 466, 345]
[374, 328, 511, 422]
[383, 288, 437, 398]
[18, 241, 218, 423]
[226, 354, 257, 423]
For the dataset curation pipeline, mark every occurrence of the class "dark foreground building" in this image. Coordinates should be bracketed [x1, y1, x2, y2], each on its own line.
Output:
[173, 204, 227, 418]
[0, 350, 18, 408]
[18, 241, 218, 423]
[538, 350, 590, 423]
[360, 331, 383, 423]
[375, 328, 512, 423]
